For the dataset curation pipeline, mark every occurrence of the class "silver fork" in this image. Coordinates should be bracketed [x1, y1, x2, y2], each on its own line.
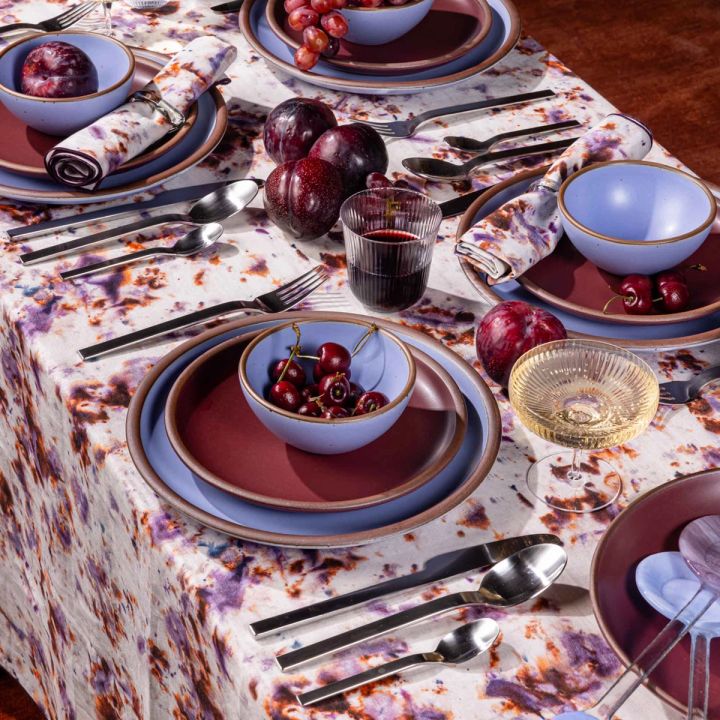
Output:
[444, 119, 581, 153]
[355, 89, 555, 139]
[0, 1, 98, 34]
[79, 266, 328, 361]
[659, 366, 720, 405]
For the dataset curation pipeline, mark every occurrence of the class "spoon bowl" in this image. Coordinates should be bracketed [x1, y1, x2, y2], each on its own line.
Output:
[172, 224, 222, 256]
[680, 516, 720, 593]
[436, 618, 500, 664]
[188, 181, 259, 224]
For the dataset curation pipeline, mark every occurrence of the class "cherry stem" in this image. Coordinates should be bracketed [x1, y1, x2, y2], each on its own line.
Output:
[602, 294, 628, 314]
[352, 323, 378, 357]
[278, 324, 303, 383]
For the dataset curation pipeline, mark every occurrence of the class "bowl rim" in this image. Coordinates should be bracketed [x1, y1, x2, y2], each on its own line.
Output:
[339, 0, 431, 13]
[238, 318, 417, 424]
[0, 30, 136, 103]
[557, 160, 717, 247]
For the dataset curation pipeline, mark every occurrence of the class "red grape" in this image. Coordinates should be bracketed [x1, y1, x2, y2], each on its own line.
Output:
[331, 0, 347, 7]
[294, 44, 320, 70]
[358, 0, 382, 6]
[284, 0, 308, 12]
[321, 11, 348, 38]
[387, 0, 409, 5]
[311, 0, 334, 12]
[366, 172, 392, 189]
[303, 25, 330, 52]
[288, 6, 319, 30]
[321, 36, 340, 57]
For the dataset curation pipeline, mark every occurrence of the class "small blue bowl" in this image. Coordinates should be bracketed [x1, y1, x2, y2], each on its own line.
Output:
[239, 319, 416, 454]
[0, 31, 135, 136]
[340, 0, 434, 46]
[558, 161, 717, 275]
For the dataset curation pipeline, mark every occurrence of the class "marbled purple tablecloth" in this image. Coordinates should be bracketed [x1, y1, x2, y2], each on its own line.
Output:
[0, 2, 717, 718]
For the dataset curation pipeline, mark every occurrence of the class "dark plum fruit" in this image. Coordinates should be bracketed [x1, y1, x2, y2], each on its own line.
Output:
[309, 123, 388, 197]
[264, 157, 343, 239]
[263, 98, 337, 165]
[21, 41, 98, 98]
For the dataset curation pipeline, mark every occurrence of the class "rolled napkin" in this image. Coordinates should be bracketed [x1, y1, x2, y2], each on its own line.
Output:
[455, 114, 653, 284]
[45, 35, 237, 190]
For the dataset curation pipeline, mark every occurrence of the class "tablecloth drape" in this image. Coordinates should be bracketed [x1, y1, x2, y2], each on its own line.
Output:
[0, 3, 718, 718]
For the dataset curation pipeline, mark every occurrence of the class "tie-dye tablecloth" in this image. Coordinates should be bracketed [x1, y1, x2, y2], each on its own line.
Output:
[0, 2, 717, 718]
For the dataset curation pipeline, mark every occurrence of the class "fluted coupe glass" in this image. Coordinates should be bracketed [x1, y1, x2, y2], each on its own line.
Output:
[509, 339, 659, 513]
[341, 187, 441, 313]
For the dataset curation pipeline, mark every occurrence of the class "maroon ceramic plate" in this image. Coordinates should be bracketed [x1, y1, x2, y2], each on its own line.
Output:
[0, 55, 198, 178]
[266, 0, 492, 75]
[165, 331, 468, 512]
[518, 235, 720, 325]
[591, 469, 720, 719]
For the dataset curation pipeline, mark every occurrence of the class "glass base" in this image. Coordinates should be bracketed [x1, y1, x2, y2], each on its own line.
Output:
[526, 451, 622, 514]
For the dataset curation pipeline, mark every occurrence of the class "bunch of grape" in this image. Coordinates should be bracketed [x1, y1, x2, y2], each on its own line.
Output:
[286, 0, 349, 70]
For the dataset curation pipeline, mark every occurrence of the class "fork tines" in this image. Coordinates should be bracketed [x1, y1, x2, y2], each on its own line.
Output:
[47, 1, 98, 30]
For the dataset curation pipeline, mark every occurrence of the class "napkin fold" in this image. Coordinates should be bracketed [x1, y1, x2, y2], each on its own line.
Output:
[455, 114, 653, 284]
[44, 35, 237, 191]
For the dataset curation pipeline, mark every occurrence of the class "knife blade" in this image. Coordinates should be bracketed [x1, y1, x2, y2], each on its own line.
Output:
[439, 185, 495, 219]
[211, 0, 243, 11]
[249, 533, 561, 638]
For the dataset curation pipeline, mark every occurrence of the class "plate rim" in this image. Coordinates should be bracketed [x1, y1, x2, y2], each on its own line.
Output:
[455, 166, 720, 349]
[589, 467, 720, 717]
[264, 0, 493, 75]
[163, 330, 468, 512]
[126, 310, 501, 547]
[239, 0, 519, 92]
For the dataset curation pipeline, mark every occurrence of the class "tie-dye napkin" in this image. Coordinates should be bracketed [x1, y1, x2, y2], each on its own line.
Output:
[45, 35, 236, 191]
[455, 114, 653, 283]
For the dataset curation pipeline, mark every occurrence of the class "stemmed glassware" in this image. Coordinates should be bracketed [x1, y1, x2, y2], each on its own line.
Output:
[508, 339, 659, 513]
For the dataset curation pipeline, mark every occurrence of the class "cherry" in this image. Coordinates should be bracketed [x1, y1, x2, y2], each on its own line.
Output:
[323, 406, 350, 419]
[319, 373, 351, 406]
[657, 280, 690, 312]
[269, 358, 306, 387]
[317, 341, 352, 374]
[303, 26, 329, 53]
[269, 381, 302, 411]
[347, 381, 364, 407]
[366, 172, 392, 190]
[313, 359, 350, 382]
[355, 391, 389, 415]
[616, 274, 653, 315]
[656, 270, 686, 288]
[298, 400, 323, 417]
[300, 383, 320, 402]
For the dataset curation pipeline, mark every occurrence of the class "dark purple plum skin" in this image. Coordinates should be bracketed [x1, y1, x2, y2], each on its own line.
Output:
[21, 41, 98, 98]
[263, 98, 337, 164]
[264, 157, 343, 240]
[308, 123, 388, 197]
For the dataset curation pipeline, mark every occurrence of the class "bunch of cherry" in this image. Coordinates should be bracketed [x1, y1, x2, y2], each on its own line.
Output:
[605, 270, 691, 315]
[267, 329, 389, 419]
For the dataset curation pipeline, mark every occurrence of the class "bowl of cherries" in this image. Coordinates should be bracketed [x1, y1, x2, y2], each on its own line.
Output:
[239, 318, 416, 454]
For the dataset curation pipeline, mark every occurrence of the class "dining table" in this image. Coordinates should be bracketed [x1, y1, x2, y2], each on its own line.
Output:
[0, 1, 718, 718]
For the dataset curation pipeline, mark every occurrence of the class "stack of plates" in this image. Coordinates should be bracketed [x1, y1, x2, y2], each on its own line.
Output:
[456, 167, 720, 349]
[0, 49, 227, 205]
[127, 311, 501, 548]
[239, 0, 520, 95]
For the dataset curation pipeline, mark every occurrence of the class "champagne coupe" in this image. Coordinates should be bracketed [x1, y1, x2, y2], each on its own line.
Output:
[508, 339, 659, 513]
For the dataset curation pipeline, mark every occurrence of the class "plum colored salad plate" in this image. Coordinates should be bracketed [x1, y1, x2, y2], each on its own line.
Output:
[518, 234, 719, 326]
[591, 469, 720, 719]
[0, 56, 199, 179]
[266, 0, 492, 75]
[0, 49, 226, 205]
[164, 331, 468, 512]
[127, 311, 501, 548]
[456, 167, 720, 349]
[240, 0, 519, 95]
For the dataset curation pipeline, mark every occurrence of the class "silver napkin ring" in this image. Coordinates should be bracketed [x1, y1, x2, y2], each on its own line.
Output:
[130, 90, 185, 130]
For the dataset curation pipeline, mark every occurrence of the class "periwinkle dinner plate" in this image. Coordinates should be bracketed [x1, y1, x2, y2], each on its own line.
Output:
[0, 49, 227, 205]
[456, 167, 720, 349]
[127, 311, 501, 548]
[240, 0, 520, 95]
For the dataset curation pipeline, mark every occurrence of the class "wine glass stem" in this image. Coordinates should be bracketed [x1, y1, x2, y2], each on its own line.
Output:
[567, 449, 583, 486]
[102, 1, 112, 35]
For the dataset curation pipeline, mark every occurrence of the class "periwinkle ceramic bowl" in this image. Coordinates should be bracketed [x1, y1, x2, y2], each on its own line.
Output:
[339, 0, 434, 45]
[0, 31, 135, 136]
[239, 319, 416, 454]
[558, 160, 717, 275]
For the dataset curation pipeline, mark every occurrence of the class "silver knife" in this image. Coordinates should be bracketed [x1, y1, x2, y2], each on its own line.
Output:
[439, 185, 495, 219]
[249, 533, 561, 639]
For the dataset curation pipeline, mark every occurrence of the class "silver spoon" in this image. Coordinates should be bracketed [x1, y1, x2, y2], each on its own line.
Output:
[20, 179, 258, 265]
[276, 543, 567, 671]
[297, 618, 500, 707]
[60, 224, 222, 280]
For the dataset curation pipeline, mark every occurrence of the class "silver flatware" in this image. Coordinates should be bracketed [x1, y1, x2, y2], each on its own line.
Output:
[659, 366, 720, 405]
[356, 89, 556, 139]
[20, 179, 259, 265]
[250, 533, 561, 638]
[444, 119, 581, 153]
[276, 542, 567, 671]
[7, 182, 243, 241]
[211, 0, 243, 11]
[297, 619, 499, 707]
[79, 265, 328, 361]
[0, 1, 98, 34]
[403, 137, 578, 182]
[60, 224, 222, 281]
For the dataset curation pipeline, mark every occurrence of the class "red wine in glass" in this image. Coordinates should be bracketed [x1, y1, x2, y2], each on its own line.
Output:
[347, 228, 431, 313]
